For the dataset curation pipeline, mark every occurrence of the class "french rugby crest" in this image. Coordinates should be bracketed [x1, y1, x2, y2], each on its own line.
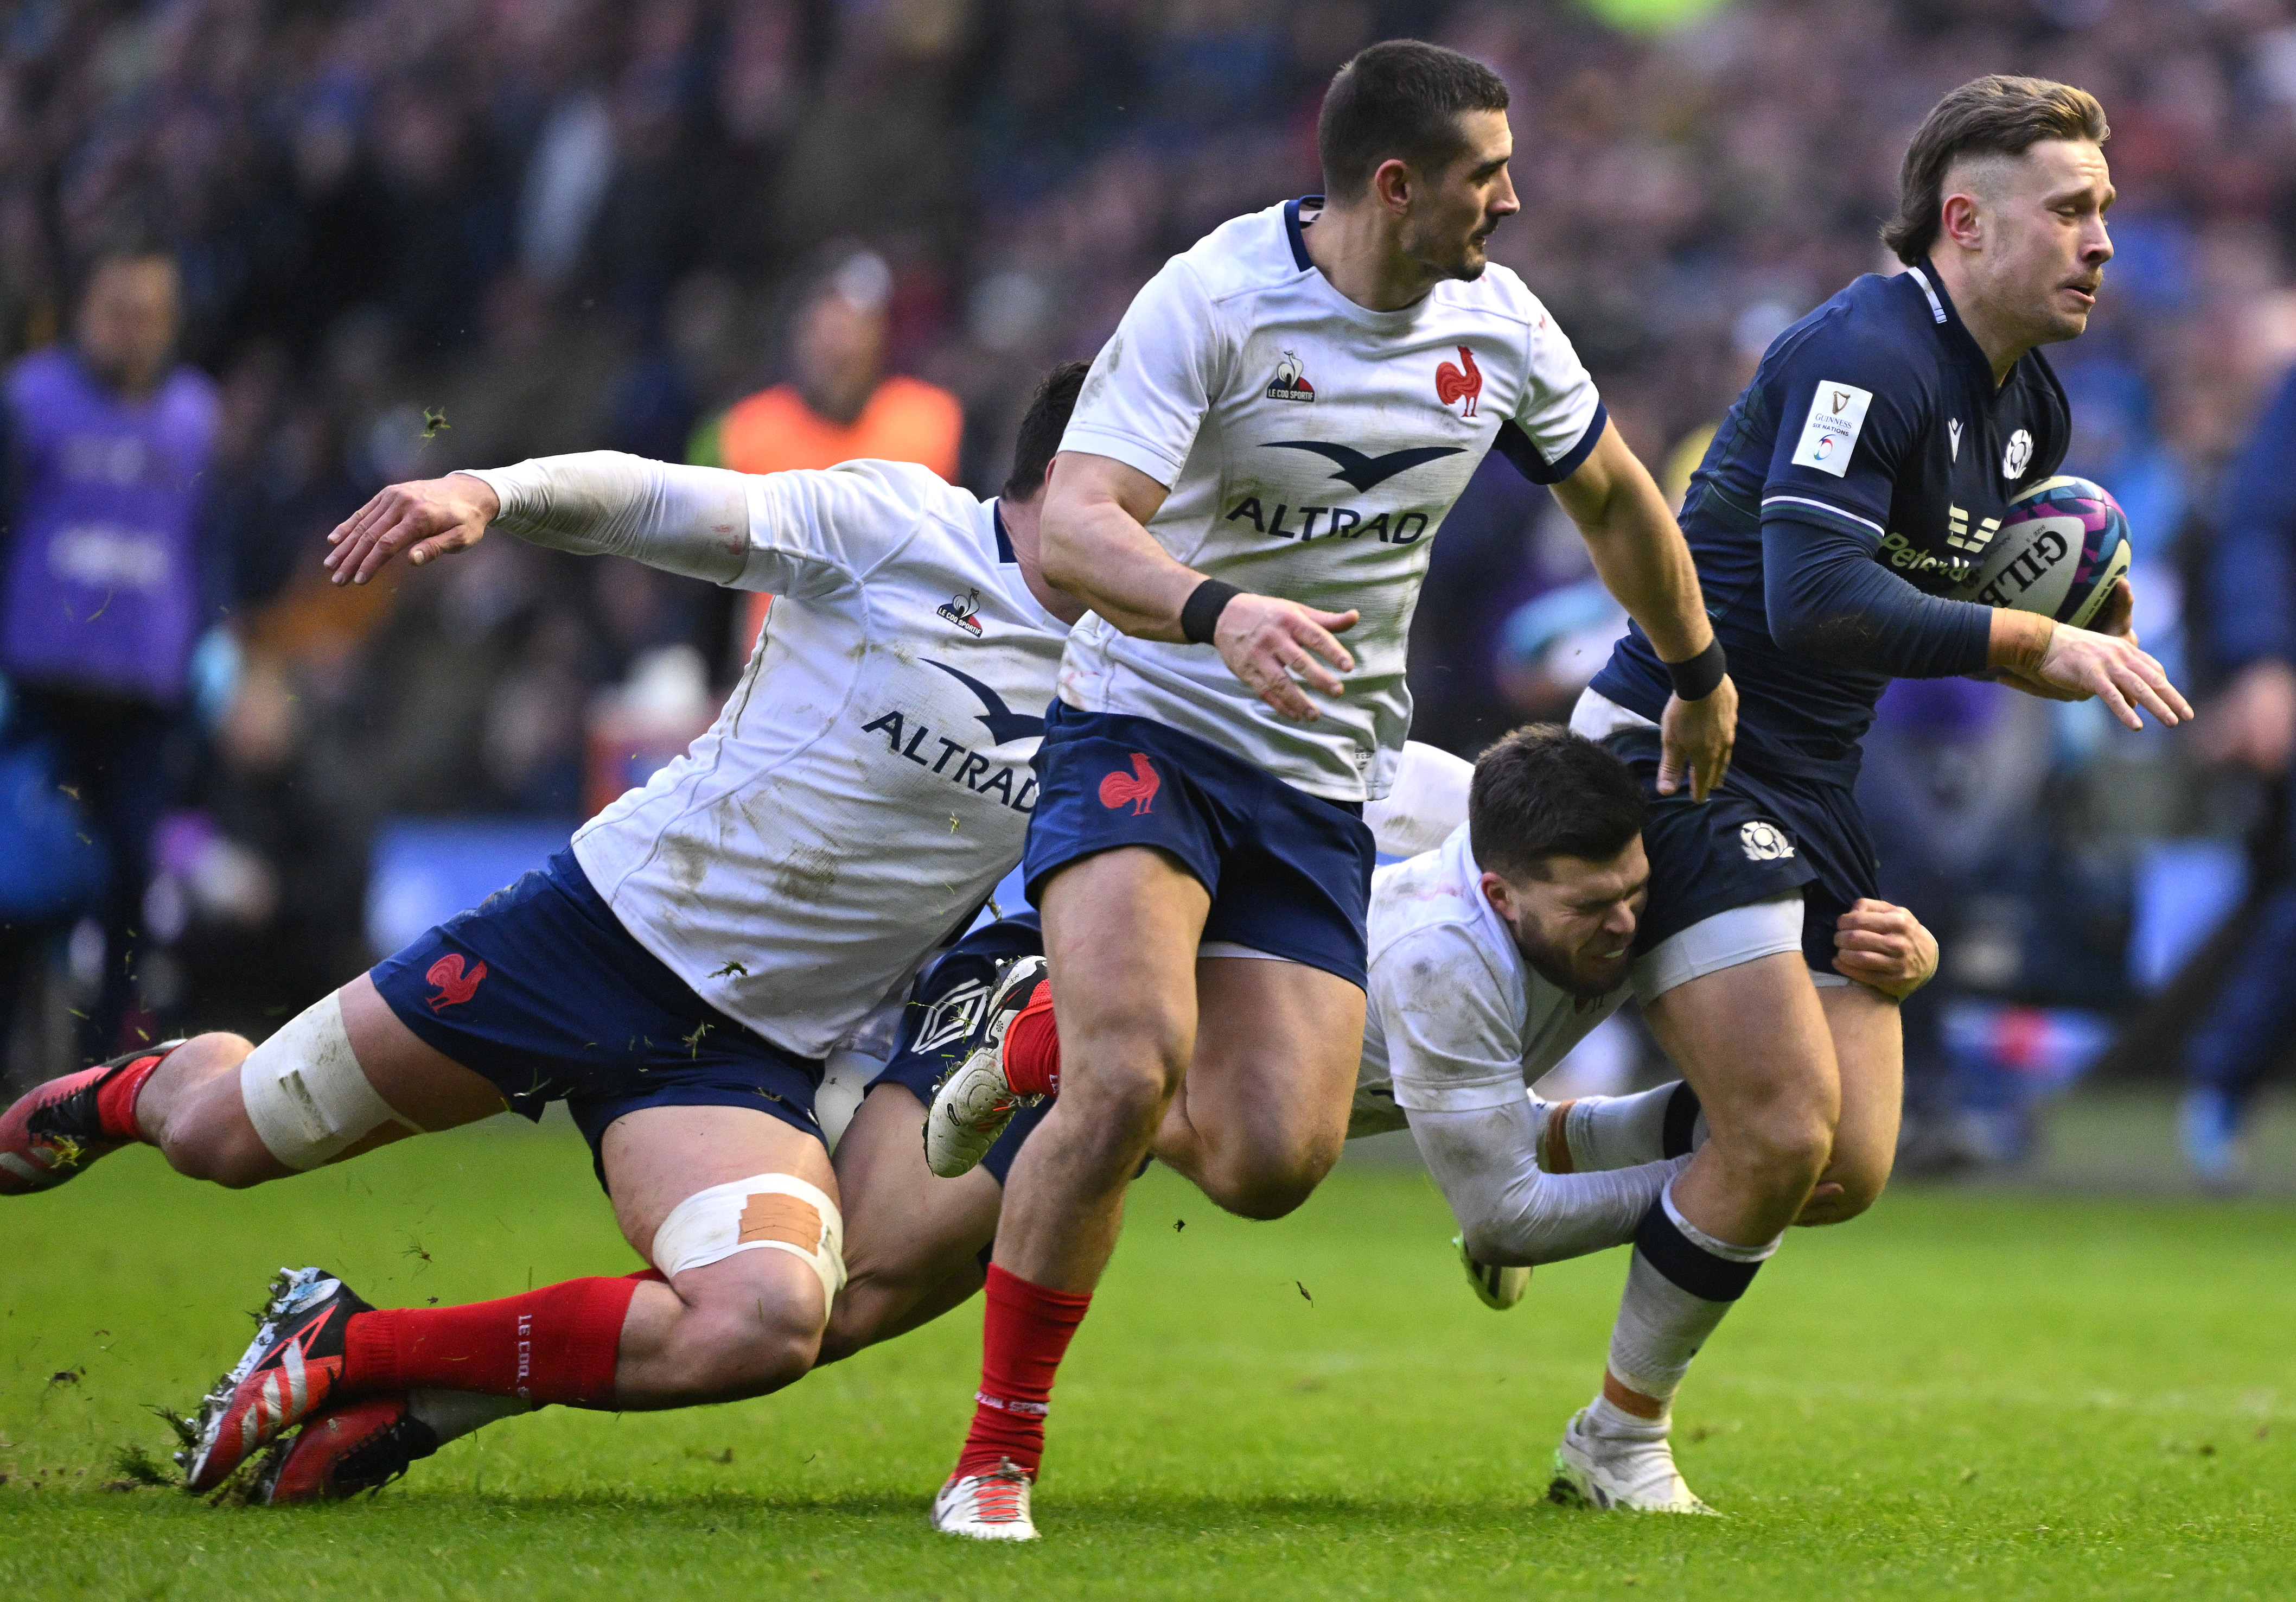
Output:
[1265, 349, 1315, 403]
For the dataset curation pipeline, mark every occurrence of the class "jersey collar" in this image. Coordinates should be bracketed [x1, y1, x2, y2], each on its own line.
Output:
[1906, 259, 2002, 387]
[1284, 195, 1322, 270]
[1282, 194, 1430, 333]
[980, 495, 1066, 635]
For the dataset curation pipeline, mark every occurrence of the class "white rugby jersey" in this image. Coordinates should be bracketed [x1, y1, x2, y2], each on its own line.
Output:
[1059, 197, 1605, 802]
[1355, 823, 1656, 1135]
[473, 456, 1067, 1060]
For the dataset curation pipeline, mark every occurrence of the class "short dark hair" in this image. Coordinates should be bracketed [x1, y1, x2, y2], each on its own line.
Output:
[1002, 360, 1089, 502]
[1468, 725, 1648, 883]
[1317, 40, 1509, 200]
[1882, 75, 2109, 265]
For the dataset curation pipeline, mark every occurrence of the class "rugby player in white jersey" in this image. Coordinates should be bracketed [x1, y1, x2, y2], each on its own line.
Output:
[923, 728, 1933, 1518]
[0, 365, 1095, 1494]
[926, 40, 1737, 1541]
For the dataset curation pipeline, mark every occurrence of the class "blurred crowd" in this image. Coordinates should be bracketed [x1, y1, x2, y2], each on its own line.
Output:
[6, 0, 2296, 1179]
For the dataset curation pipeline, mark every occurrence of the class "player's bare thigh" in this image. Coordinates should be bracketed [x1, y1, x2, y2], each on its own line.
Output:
[1640, 951, 1839, 1241]
[820, 1084, 1004, 1363]
[1037, 844, 1210, 1102]
[1798, 978, 1902, 1225]
[1153, 955, 1364, 1220]
[144, 973, 508, 1185]
[598, 1105, 841, 1404]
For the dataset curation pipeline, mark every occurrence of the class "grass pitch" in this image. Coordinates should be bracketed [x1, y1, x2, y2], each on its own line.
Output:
[3, 1112, 2293, 1600]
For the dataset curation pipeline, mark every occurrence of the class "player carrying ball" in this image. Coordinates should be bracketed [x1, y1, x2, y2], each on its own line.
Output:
[1541, 74, 2190, 1504]
[927, 39, 1734, 1541]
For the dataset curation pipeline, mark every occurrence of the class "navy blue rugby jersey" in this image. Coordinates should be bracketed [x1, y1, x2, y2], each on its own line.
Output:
[1590, 261, 2069, 779]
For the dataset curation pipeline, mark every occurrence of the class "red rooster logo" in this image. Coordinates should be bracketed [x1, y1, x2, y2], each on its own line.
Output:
[1434, 345, 1482, 416]
[1097, 753, 1160, 815]
[425, 952, 488, 1011]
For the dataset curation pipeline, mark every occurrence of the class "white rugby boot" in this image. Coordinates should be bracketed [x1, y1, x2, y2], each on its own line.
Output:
[924, 954, 1048, 1178]
[1455, 1235, 1529, 1310]
[931, 1458, 1039, 1540]
[1547, 1407, 1717, 1515]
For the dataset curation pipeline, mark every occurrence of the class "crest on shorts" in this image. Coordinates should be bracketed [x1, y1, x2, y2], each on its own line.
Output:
[1265, 349, 1315, 403]
[1739, 821, 1795, 862]
[912, 977, 990, 1054]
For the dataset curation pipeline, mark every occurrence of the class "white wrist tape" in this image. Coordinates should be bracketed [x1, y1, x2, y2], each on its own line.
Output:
[240, 990, 422, 1171]
[648, 1174, 846, 1326]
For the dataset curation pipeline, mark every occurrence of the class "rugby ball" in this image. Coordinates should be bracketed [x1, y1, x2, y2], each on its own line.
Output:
[1950, 475, 2132, 628]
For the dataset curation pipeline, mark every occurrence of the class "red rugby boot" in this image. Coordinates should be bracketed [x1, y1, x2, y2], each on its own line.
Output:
[255, 1394, 437, 1504]
[0, 1041, 183, 1196]
[183, 1267, 374, 1492]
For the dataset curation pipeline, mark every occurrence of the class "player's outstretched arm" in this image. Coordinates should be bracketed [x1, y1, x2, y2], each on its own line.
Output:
[1042, 451, 1360, 723]
[327, 454, 754, 588]
[1547, 422, 1736, 799]
[1988, 604, 2192, 730]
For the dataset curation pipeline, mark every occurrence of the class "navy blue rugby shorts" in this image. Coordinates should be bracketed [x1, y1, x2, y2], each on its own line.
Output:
[369, 849, 823, 1192]
[1602, 729, 1872, 974]
[1021, 701, 1375, 990]
[865, 911, 1050, 1187]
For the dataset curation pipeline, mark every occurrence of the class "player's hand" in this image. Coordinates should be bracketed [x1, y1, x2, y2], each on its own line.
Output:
[2088, 575, 2138, 646]
[1986, 665, 2088, 703]
[324, 473, 501, 586]
[2197, 658, 2296, 775]
[1657, 675, 1736, 801]
[1213, 593, 1358, 722]
[2031, 622, 2192, 730]
[1831, 898, 1937, 999]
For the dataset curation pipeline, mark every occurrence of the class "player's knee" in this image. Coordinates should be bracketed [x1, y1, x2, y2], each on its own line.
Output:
[1062, 996, 1193, 1096]
[1061, 1048, 1181, 1143]
[1796, 1150, 1893, 1226]
[1194, 1130, 1341, 1221]
[673, 1282, 825, 1401]
[1729, 1103, 1834, 1197]
[156, 1064, 278, 1188]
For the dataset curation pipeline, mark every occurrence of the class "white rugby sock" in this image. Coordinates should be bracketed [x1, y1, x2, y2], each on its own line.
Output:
[1537, 1081, 1705, 1174]
[1596, 1180, 1778, 1429]
[409, 1389, 532, 1447]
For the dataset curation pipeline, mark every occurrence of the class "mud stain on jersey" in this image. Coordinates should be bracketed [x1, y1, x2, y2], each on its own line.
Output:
[662, 834, 708, 894]
[773, 843, 841, 907]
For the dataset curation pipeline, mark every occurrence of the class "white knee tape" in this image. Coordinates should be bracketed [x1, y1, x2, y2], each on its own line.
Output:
[648, 1174, 847, 1324]
[239, 991, 420, 1171]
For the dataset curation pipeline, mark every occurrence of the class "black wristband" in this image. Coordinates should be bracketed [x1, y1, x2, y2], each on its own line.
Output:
[1664, 637, 1727, 701]
[1180, 578, 1242, 645]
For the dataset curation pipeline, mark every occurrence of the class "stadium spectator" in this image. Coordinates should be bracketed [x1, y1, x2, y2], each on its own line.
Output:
[2187, 364, 2296, 1190]
[1, 0, 2291, 1117]
[0, 245, 222, 1061]
[693, 249, 963, 665]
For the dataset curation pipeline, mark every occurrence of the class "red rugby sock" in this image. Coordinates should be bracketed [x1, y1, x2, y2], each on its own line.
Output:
[95, 1048, 171, 1142]
[955, 1264, 1090, 1479]
[1002, 983, 1061, 1097]
[343, 1276, 640, 1409]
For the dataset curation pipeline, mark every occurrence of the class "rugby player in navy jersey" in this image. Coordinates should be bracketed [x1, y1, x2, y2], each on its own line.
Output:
[1523, 74, 2190, 1505]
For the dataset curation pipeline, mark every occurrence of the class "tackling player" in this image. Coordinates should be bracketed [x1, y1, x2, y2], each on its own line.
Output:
[0, 365, 1093, 1492]
[255, 729, 1933, 1508]
[928, 728, 1934, 1517]
[1545, 74, 2190, 1503]
[927, 39, 1736, 1540]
